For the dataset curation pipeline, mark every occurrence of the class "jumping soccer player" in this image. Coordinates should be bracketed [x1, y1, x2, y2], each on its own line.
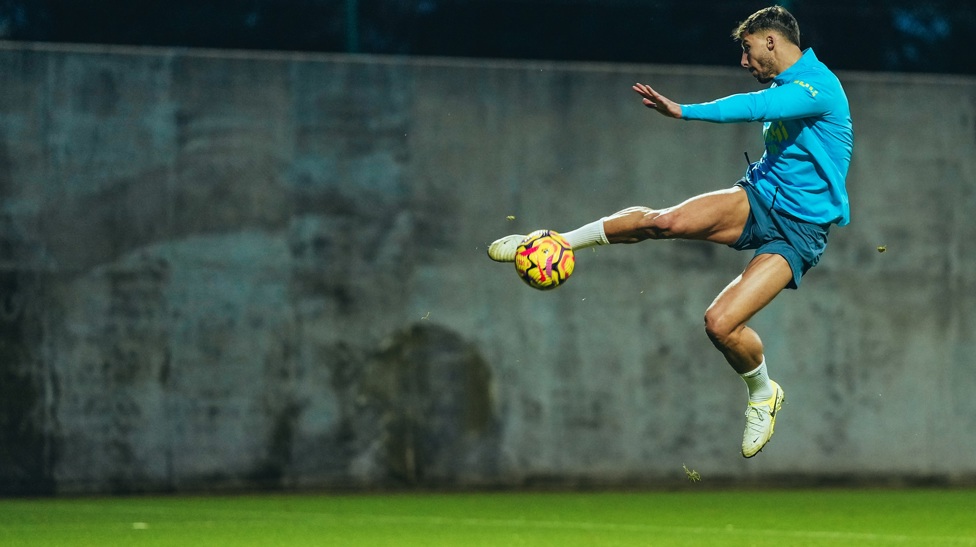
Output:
[488, 5, 853, 458]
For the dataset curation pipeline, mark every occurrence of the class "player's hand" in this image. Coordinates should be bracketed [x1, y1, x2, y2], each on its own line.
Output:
[632, 83, 682, 119]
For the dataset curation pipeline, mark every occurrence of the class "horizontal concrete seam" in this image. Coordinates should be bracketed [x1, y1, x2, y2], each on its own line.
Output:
[2, 40, 974, 86]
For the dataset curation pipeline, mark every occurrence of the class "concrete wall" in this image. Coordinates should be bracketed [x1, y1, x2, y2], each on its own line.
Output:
[1, 41, 974, 495]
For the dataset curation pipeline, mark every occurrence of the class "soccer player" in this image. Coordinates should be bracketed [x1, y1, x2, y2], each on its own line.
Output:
[487, 5, 853, 458]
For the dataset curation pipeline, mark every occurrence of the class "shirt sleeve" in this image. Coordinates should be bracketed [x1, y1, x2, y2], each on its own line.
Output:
[681, 81, 830, 123]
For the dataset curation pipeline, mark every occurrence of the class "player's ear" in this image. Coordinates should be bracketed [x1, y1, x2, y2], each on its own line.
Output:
[766, 34, 775, 51]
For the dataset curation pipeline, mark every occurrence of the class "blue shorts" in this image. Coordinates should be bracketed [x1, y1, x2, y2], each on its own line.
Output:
[731, 181, 830, 289]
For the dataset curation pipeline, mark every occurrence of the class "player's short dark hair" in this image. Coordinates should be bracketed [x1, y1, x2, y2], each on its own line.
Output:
[732, 5, 800, 47]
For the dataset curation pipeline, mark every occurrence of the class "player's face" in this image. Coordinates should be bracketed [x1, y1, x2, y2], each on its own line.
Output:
[739, 34, 777, 84]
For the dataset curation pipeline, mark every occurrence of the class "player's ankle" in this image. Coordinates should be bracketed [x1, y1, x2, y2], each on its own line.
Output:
[562, 218, 609, 250]
[740, 358, 774, 403]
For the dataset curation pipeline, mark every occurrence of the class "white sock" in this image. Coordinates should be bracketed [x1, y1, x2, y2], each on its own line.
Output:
[560, 218, 609, 250]
[740, 358, 774, 403]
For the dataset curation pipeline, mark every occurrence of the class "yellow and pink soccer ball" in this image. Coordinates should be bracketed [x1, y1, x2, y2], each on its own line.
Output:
[514, 230, 575, 290]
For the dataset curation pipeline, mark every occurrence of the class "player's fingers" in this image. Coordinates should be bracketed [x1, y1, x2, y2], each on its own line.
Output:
[643, 85, 664, 101]
[634, 84, 665, 110]
[633, 85, 658, 107]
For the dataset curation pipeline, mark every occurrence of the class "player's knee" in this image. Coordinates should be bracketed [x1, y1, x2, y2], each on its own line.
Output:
[613, 206, 653, 217]
[630, 208, 676, 239]
[703, 307, 737, 349]
[640, 208, 685, 239]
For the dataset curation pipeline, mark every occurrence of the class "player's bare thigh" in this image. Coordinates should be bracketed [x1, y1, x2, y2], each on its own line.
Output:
[604, 186, 750, 245]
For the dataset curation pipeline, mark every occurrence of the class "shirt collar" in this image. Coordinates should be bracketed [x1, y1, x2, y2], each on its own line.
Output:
[775, 48, 817, 84]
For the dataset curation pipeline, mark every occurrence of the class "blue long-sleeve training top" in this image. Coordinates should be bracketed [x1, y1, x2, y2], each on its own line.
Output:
[681, 48, 854, 226]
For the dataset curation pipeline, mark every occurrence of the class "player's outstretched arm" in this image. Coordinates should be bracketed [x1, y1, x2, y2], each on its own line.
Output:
[633, 83, 683, 119]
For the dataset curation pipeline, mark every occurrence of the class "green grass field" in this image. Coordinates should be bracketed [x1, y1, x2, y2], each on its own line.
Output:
[2, 489, 975, 546]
